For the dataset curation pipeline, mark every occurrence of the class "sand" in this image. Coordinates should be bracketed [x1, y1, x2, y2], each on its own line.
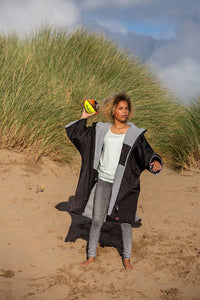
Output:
[0, 149, 200, 300]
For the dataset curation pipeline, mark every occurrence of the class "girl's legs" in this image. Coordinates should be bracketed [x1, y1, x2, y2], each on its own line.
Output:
[121, 222, 132, 259]
[121, 222, 133, 270]
[88, 179, 112, 257]
[81, 179, 133, 270]
[81, 179, 112, 266]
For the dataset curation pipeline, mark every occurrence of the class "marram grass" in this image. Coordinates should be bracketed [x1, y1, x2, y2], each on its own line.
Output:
[0, 26, 199, 168]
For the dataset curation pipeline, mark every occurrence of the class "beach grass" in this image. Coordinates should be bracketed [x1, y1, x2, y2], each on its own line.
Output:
[0, 26, 199, 168]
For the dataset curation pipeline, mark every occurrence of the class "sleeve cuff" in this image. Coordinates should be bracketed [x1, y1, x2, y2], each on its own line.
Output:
[149, 153, 163, 174]
[65, 118, 87, 129]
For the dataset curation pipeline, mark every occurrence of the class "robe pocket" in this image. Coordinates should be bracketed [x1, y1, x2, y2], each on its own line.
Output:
[125, 165, 141, 183]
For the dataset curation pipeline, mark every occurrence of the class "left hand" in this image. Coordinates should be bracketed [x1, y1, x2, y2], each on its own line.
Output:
[151, 160, 162, 173]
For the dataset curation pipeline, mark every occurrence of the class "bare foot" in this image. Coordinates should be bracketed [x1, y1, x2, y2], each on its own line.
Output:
[80, 257, 94, 267]
[123, 259, 133, 271]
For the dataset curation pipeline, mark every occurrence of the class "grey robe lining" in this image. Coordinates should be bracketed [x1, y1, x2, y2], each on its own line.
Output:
[83, 122, 146, 218]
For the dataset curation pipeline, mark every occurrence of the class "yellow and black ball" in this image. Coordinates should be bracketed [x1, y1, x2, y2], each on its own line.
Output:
[84, 98, 99, 114]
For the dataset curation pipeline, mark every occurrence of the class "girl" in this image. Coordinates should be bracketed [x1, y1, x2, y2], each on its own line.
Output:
[65, 92, 162, 270]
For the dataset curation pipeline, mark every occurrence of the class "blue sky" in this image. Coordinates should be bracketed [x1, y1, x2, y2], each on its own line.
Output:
[0, 0, 199, 101]
[125, 22, 176, 38]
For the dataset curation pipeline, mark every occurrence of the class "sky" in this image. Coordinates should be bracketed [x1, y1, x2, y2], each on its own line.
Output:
[0, 0, 200, 102]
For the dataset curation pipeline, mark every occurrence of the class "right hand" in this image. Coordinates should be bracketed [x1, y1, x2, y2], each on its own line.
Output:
[81, 109, 97, 119]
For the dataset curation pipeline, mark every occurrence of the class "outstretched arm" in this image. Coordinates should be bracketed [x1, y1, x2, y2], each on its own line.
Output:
[137, 135, 163, 174]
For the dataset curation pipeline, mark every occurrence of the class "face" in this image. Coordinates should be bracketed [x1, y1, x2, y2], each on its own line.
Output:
[113, 101, 130, 123]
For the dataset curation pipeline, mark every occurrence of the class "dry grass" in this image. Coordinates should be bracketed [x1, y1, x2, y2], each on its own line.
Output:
[0, 26, 199, 168]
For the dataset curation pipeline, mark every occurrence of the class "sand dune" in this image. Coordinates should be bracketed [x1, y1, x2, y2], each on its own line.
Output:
[0, 149, 200, 300]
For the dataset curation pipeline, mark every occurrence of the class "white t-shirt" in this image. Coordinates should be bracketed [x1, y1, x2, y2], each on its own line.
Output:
[98, 129, 125, 183]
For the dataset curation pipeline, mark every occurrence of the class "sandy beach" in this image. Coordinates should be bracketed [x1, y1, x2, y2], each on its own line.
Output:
[0, 149, 200, 300]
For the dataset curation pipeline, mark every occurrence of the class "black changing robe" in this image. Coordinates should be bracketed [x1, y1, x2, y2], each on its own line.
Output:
[65, 118, 162, 226]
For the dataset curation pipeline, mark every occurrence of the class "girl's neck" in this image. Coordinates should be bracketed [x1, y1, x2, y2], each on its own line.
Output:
[111, 121, 130, 134]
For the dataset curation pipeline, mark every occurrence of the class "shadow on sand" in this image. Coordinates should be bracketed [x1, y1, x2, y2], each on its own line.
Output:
[55, 196, 141, 258]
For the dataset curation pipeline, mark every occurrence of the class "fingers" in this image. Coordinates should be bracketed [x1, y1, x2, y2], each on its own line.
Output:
[81, 109, 97, 119]
[151, 161, 161, 172]
[153, 166, 161, 172]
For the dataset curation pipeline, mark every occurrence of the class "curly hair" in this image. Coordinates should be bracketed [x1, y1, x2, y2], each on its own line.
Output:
[102, 92, 133, 122]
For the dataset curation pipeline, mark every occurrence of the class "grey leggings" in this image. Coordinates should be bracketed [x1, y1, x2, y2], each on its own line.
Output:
[88, 179, 132, 259]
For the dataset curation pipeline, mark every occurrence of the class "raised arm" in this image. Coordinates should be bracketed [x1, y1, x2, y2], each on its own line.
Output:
[65, 109, 97, 156]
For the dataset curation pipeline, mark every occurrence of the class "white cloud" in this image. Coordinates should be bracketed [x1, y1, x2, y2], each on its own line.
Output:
[0, 0, 81, 35]
[80, 0, 151, 10]
[149, 58, 200, 100]
[146, 19, 200, 100]
[74, 0, 199, 27]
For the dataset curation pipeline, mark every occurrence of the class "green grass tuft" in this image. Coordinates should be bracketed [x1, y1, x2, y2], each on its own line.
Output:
[0, 26, 199, 168]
